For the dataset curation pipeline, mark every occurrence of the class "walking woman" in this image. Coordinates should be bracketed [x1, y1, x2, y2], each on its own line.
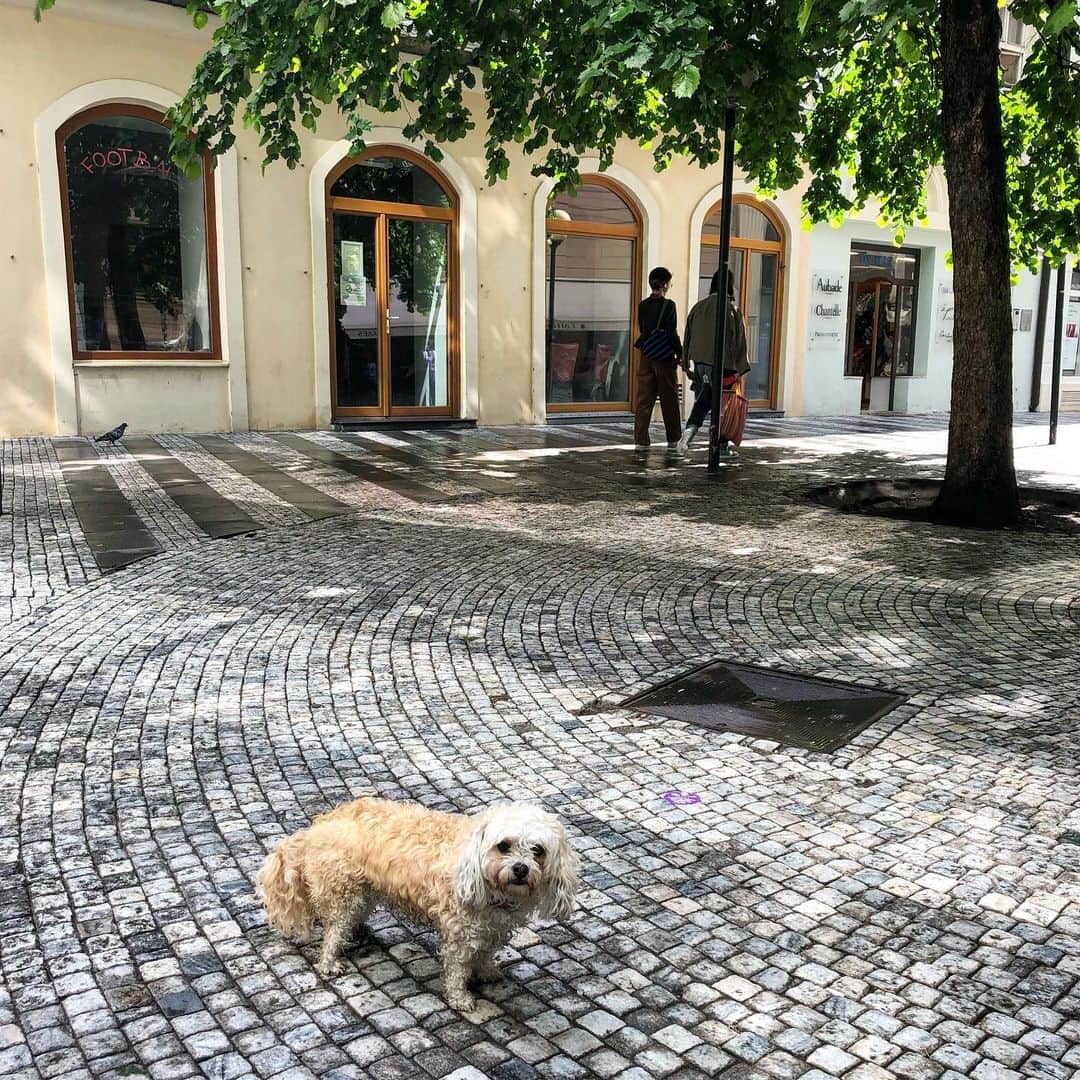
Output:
[677, 268, 750, 456]
[633, 267, 683, 448]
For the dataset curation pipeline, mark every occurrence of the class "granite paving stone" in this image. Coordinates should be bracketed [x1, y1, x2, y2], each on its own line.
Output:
[0, 415, 1078, 1078]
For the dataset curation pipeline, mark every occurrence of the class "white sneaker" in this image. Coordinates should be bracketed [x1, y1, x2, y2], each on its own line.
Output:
[676, 424, 699, 453]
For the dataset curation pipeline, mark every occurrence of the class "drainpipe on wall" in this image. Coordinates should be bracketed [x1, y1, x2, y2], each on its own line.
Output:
[1029, 255, 1051, 411]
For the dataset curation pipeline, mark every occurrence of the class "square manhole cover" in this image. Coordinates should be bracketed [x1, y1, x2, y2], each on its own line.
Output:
[623, 660, 905, 752]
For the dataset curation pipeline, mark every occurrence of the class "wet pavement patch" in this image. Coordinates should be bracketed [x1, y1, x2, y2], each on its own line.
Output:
[624, 659, 905, 752]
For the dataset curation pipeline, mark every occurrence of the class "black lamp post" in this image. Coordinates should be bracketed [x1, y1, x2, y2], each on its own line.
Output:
[707, 104, 739, 473]
[546, 209, 570, 402]
[1049, 262, 1066, 446]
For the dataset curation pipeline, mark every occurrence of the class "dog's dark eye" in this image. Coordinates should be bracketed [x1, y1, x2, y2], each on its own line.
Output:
[497, 840, 512, 854]
[532, 845, 546, 858]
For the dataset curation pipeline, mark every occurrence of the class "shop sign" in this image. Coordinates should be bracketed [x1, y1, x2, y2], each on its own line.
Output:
[808, 270, 846, 351]
[852, 251, 895, 270]
[936, 279, 954, 345]
[78, 146, 173, 177]
[339, 241, 367, 306]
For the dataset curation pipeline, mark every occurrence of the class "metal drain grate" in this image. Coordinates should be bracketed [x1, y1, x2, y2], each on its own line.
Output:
[623, 660, 905, 752]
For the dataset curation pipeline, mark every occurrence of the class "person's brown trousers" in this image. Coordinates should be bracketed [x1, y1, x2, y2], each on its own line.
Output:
[634, 357, 682, 445]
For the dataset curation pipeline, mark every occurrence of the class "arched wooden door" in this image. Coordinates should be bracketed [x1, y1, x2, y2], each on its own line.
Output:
[698, 197, 785, 409]
[327, 149, 458, 418]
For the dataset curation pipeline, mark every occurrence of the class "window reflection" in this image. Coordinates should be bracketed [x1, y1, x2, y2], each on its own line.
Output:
[702, 203, 780, 245]
[332, 213, 379, 408]
[62, 111, 213, 355]
[546, 180, 639, 409]
[546, 234, 634, 405]
[551, 183, 636, 226]
[1064, 264, 1079, 376]
[389, 218, 450, 408]
[698, 200, 784, 406]
[331, 156, 451, 207]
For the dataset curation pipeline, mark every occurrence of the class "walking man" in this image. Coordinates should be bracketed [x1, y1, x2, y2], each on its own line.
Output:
[677, 268, 749, 456]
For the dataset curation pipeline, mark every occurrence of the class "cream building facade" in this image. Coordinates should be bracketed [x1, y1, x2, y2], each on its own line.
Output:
[2, 0, 1075, 438]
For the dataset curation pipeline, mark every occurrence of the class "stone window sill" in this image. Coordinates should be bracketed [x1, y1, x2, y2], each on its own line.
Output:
[74, 360, 229, 370]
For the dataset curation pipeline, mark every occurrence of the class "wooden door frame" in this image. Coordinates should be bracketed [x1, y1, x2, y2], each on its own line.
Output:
[844, 242, 923, 411]
[700, 194, 786, 409]
[545, 174, 643, 414]
[325, 147, 459, 419]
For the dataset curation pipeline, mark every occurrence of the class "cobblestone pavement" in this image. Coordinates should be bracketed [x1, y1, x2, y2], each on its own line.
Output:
[1, 415, 1078, 1080]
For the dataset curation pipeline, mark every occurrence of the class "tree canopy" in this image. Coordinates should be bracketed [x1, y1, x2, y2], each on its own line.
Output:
[36, 0, 1079, 268]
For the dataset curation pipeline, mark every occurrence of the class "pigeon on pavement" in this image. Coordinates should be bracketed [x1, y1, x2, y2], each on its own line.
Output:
[94, 422, 128, 444]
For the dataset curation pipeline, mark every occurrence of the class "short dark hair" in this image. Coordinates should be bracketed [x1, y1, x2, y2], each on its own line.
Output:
[709, 268, 736, 299]
[648, 266, 673, 289]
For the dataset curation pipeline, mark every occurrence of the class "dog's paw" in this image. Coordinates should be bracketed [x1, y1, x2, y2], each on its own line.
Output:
[446, 991, 477, 1012]
[317, 958, 347, 977]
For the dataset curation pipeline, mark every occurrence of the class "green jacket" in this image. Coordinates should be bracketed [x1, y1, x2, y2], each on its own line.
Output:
[683, 293, 750, 376]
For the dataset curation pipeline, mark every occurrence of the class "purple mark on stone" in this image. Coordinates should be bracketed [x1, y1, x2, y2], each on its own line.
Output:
[662, 790, 702, 806]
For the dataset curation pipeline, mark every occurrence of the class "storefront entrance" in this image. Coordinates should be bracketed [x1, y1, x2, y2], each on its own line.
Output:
[698, 198, 785, 409]
[327, 150, 457, 419]
[845, 244, 920, 411]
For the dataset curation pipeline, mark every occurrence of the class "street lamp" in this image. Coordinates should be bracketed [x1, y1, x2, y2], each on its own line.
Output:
[1050, 262, 1066, 445]
[547, 208, 571, 401]
[707, 103, 739, 473]
[705, 64, 759, 472]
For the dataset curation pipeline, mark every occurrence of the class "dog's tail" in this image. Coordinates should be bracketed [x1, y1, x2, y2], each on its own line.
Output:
[257, 832, 316, 940]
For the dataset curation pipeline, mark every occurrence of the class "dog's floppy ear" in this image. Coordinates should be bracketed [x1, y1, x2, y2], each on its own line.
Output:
[453, 810, 493, 910]
[537, 816, 579, 921]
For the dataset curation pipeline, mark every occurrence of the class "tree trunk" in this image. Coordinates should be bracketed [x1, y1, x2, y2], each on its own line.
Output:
[933, 0, 1020, 526]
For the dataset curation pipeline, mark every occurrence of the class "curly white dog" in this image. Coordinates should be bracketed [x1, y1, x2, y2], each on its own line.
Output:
[257, 797, 579, 1010]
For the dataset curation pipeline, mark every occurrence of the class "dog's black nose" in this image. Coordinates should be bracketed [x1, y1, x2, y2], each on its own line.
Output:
[512, 862, 529, 881]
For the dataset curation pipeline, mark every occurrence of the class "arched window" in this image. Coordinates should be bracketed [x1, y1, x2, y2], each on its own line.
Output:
[327, 149, 457, 417]
[545, 178, 642, 411]
[331, 155, 452, 207]
[57, 105, 219, 358]
[698, 198, 785, 408]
